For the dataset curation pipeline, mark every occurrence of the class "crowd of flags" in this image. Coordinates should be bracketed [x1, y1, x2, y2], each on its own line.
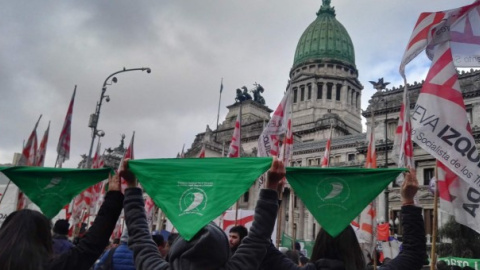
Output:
[5, 0, 480, 250]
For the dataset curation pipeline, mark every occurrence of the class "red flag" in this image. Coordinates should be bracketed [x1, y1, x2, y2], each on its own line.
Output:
[57, 87, 76, 165]
[19, 115, 42, 166]
[377, 223, 390, 242]
[321, 124, 333, 168]
[198, 144, 206, 158]
[35, 122, 50, 167]
[228, 114, 241, 158]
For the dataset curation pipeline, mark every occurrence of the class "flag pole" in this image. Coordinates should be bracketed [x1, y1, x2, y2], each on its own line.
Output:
[430, 164, 439, 270]
[215, 78, 223, 141]
[0, 180, 12, 206]
[234, 101, 242, 226]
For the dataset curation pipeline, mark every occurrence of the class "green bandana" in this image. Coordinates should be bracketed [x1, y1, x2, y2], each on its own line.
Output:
[286, 167, 406, 237]
[0, 166, 112, 218]
[128, 157, 272, 240]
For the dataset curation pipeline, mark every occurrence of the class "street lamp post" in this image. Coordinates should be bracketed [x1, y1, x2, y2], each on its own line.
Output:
[86, 67, 151, 168]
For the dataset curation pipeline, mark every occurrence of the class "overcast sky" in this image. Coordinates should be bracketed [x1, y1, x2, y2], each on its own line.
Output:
[0, 0, 474, 168]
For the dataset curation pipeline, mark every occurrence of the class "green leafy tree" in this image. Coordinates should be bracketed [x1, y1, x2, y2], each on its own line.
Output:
[437, 216, 480, 258]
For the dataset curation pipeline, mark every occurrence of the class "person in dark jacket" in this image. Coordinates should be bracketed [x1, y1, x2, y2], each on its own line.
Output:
[0, 174, 124, 270]
[94, 228, 135, 270]
[228, 225, 248, 254]
[120, 157, 285, 270]
[259, 168, 426, 270]
[52, 219, 74, 255]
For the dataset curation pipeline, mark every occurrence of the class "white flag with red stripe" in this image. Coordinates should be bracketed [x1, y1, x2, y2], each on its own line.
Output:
[365, 113, 377, 169]
[35, 122, 50, 167]
[403, 2, 480, 232]
[19, 116, 42, 166]
[198, 144, 206, 158]
[258, 89, 292, 157]
[280, 117, 293, 165]
[57, 88, 76, 165]
[392, 89, 415, 170]
[228, 114, 241, 158]
[321, 125, 333, 168]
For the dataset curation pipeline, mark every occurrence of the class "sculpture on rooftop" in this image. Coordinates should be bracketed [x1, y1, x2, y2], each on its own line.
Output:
[252, 83, 266, 105]
[369, 78, 390, 92]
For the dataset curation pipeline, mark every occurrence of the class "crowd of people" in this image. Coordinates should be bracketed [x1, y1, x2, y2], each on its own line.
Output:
[0, 158, 429, 270]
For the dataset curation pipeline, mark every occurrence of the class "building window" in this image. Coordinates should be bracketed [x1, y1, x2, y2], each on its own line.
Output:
[307, 84, 312, 100]
[424, 208, 434, 236]
[293, 88, 298, 103]
[300, 86, 305, 102]
[327, 83, 333, 100]
[423, 168, 434, 186]
[348, 153, 356, 161]
[243, 191, 249, 203]
[336, 84, 341, 101]
[317, 83, 323, 99]
[356, 92, 360, 108]
[387, 122, 397, 140]
[312, 222, 316, 239]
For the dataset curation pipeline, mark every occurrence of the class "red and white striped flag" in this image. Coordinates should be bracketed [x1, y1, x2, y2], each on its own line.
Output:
[198, 144, 206, 158]
[280, 117, 293, 165]
[257, 88, 292, 157]
[365, 113, 377, 169]
[228, 114, 241, 158]
[19, 115, 42, 166]
[35, 121, 50, 167]
[321, 124, 333, 168]
[403, 2, 480, 232]
[145, 196, 155, 223]
[57, 88, 76, 166]
[392, 89, 415, 170]
[357, 201, 377, 255]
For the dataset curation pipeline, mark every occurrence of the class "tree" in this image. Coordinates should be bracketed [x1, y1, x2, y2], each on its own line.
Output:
[437, 216, 480, 258]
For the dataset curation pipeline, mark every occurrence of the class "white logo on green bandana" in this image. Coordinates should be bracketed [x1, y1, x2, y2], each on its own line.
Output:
[316, 177, 350, 210]
[178, 182, 212, 216]
[43, 177, 63, 190]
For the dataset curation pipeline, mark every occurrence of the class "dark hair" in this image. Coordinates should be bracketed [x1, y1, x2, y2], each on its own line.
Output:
[229, 225, 248, 240]
[112, 238, 120, 245]
[436, 260, 448, 270]
[152, 234, 165, 247]
[299, 256, 309, 266]
[310, 226, 365, 270]
[285, 250, 300, 265]
[53, 219, 70, 235]
[0, 209, 53, 270]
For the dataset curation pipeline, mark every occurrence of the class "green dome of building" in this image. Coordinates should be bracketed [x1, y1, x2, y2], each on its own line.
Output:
[293, 0, 355, 69]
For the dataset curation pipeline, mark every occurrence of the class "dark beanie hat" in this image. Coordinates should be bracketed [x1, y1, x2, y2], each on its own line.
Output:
[53, 219, 70, 235]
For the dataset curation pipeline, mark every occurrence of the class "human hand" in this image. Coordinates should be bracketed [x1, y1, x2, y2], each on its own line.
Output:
[119, 159, 138, 188]
[266, 157, 286, 191]
[108, 173, 121, 192]
[401, 168, 418, 205]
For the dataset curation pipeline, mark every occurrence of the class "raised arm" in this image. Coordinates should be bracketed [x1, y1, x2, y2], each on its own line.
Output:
[49, 174, 124, 270]
[120, 159, 170, 270]
[380, 168, 426, 270]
